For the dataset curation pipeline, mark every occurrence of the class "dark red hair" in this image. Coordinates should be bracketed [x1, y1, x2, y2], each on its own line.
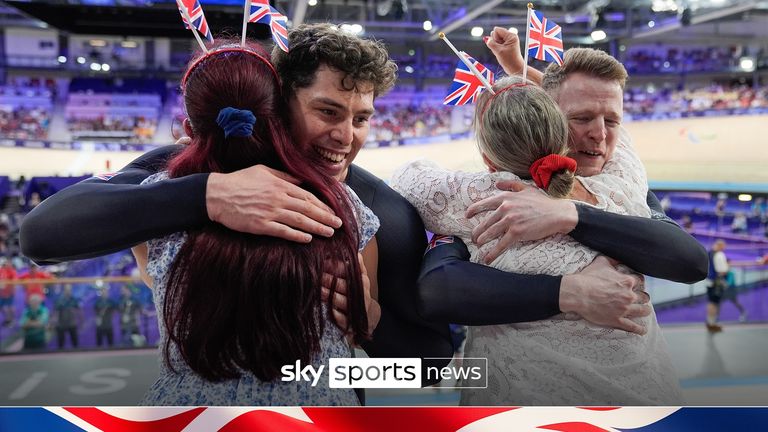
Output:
[164, 41, 368, 382]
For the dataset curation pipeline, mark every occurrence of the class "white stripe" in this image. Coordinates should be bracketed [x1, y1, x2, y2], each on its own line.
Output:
[45, 407, 105, 432]
[181, 407, 313, 432]
[458, 407, 680, 432]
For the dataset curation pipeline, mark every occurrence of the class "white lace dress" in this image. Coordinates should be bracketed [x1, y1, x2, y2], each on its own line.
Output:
[140, 172, 379, 406]
[390, 130, 682, 405]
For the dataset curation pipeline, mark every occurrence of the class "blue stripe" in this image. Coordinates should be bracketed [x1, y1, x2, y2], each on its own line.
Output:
[0, 408, 85, 432]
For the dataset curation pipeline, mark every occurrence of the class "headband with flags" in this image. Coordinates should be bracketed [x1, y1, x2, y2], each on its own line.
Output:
[527, 9, 564, 66]
[177, 0, 213, 44]
[443, 53, 495, 106]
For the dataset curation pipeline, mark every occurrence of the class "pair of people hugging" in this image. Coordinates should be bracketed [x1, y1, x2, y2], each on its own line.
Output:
[390, 75, 682, 405]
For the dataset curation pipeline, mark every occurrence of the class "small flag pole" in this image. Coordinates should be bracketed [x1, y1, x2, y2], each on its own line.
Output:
[522, 2, 533, 81]
[177, 0, 209, 53]
[439, 32, 495, 95]
[241, 0, 249, 46]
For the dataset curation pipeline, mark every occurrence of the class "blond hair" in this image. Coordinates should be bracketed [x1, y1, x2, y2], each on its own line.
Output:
[474, 75, 573, 198]
[542, 47, 628, 98]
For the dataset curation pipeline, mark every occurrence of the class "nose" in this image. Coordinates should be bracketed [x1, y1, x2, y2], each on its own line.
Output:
[330, 120, 354, 146]
[587, 118, 607, 143]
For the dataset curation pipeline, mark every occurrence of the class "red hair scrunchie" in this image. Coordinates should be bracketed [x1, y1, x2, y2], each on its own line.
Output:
[529, 154, 578, 190]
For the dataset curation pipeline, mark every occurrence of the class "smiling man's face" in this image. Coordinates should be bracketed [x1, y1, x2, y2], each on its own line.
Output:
[287, 65, 375, 182]
[555, 72, 623, 177]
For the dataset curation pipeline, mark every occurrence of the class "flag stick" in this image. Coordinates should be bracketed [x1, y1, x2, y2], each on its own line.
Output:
[241, 0, 249, 46]
[523, 3, 533, 81]
[177, 0, 209, 53]
[439, 32, 495, 95]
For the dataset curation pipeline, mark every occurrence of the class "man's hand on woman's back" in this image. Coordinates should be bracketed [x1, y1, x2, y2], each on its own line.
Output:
[206, 165, 343, 243]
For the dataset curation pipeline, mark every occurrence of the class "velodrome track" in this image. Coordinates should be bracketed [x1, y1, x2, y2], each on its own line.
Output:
[2, 114, 768, 187]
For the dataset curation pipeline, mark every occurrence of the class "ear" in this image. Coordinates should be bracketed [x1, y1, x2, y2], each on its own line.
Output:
[481, 152, 498, 173]
[183, 118, 194, 138]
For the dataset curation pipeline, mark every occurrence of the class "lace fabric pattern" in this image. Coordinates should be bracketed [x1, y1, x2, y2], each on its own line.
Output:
[390, 132, 682, 405]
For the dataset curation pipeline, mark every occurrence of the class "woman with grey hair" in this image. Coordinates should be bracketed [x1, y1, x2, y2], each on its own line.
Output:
[391, 75, 681, 405]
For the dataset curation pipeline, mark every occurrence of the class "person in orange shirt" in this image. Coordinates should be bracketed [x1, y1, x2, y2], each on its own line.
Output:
[19, 265, 53, 304]
[0, 258, 18, 326]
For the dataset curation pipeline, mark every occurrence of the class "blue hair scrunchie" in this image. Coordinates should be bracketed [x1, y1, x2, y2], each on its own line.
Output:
[216, 107, 257, 139]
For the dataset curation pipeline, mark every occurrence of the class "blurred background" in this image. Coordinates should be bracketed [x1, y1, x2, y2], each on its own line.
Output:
[0, 0, 767, 406]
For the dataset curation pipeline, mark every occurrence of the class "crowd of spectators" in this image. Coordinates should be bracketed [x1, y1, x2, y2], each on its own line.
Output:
[1, 178, 154, 352]
[624, 82, 768, 120]
[0, 83, 54, 140]
[623, 45, 750, 74]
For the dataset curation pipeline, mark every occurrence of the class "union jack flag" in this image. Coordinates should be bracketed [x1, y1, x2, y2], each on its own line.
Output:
[247, 1, 289, 52]
[177, 0, 213, 43]
[247, 0, 271, 23]
[0, 406, 693, 432]
[443, 53, 495, 106]
[426, 234, 455, 254]
[527, 9, 564, 66]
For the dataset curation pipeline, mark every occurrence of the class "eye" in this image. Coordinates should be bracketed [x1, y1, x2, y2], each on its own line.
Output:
[354, 116, 370, 124]
[319, 108, 336, 117]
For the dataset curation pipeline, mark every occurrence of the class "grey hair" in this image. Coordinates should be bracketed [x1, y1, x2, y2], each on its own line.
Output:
[474, 75, 573, 198]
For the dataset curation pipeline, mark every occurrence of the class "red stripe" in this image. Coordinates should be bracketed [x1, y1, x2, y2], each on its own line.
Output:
[304, 407, 515, 432]
[63, 407, 205, 432]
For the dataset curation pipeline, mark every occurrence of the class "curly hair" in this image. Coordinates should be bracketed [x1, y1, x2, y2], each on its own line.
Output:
[272, 23, 397, 98]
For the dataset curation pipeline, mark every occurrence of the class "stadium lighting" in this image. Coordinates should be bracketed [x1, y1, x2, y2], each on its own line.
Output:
[120, 40, 138, 48]
[89, 39, 107, 47]
[76, 56, 86, 64]
[423, 20, 432, 31]
[90, 62, 102, 71]
[340, 24, 364, 35]
[648, 20, 656, 28]
[590, 30, 607, 41]
[308, 0, 317, 5]
[470, 26, 484, 37]
[102, 63, 111, 72]
[404, 65, 414, 74]
[738, 194, 752, 202]
[652, 0, 678, 12]
[57, 56, 67, 63]
[740, 57, 755, 71]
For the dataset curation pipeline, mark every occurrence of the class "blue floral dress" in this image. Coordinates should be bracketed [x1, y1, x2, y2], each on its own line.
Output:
[140, 172, 379, 406]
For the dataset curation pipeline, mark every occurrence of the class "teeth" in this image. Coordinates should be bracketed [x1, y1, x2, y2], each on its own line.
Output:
[315, 147, 345, 163]
[582, 150, 601, 156]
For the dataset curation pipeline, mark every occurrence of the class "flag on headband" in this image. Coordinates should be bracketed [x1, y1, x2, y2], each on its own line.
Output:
[527, 9, 563, 66]
[247, 1, 289, 52]
[247, 0, 271, 23]
[178, 0, 213, 43]
[443, 53, 495, 106]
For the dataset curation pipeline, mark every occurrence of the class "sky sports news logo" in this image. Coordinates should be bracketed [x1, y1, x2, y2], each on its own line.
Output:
[281, 358, 487, 389]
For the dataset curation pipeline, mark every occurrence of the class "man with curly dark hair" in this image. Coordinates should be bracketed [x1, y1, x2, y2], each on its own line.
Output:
[22, 23, 454, 398]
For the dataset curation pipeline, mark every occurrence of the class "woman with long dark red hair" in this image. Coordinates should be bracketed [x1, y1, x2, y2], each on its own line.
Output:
[132, 41, 377, 405]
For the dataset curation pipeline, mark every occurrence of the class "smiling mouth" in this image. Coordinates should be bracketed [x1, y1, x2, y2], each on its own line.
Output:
[313, 146, 347, 164]
[579, 150, 603, 157]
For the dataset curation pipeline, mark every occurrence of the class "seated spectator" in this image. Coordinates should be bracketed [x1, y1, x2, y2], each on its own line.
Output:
[731, 212, 747, 234]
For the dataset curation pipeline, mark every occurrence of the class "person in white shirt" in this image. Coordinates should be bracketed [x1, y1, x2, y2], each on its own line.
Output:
[706, 239, 729, 332]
